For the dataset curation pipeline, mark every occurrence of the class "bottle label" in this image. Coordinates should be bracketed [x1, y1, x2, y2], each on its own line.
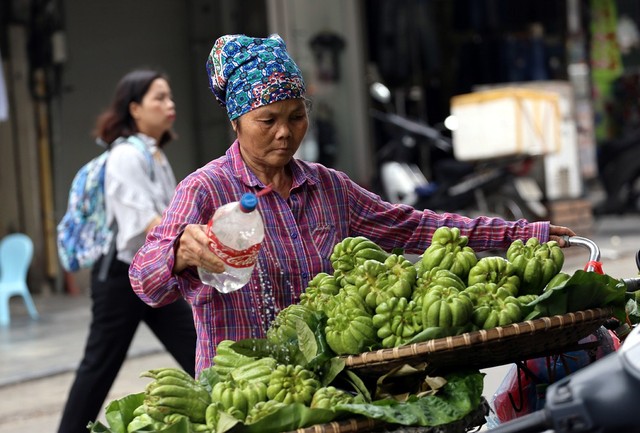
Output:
[208, 232, 261, 268]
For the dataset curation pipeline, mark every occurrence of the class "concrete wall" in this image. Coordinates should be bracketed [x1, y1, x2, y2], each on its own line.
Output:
[267, 0, 372, 184]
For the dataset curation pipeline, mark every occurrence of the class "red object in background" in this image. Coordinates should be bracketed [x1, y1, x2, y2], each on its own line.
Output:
[64, 271, 81, 295]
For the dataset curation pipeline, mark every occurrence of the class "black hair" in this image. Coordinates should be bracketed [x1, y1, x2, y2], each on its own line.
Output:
[94, 69, 175, 148]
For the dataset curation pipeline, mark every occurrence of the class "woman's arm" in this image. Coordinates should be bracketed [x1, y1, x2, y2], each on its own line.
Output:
[333, 169, 569, 253]
[129, 166, 227, 307]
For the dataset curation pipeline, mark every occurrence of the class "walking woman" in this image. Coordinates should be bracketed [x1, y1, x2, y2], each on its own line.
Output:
[58, 69, 196, 433]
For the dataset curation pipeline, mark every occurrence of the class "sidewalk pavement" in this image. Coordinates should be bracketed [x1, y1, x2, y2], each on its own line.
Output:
[0, 214, 639, 432]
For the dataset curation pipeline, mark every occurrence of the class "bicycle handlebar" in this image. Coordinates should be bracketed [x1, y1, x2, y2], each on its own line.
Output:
[562, 236, 602, 272]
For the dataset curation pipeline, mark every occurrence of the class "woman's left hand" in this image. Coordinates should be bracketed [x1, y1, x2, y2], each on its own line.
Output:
[549, 224, 576, 247]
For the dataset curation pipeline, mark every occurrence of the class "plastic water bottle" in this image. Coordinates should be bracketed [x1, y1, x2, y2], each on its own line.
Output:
[198, 193, 264, 293]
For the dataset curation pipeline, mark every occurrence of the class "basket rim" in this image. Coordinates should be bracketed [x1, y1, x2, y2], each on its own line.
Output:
[342, 307, 613, 369]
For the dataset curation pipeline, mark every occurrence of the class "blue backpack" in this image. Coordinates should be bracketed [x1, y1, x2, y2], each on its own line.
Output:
[57, 136, 154, 273]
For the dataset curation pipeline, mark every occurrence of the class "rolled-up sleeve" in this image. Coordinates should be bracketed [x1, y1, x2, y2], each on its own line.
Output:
[335, 169, 551, 254]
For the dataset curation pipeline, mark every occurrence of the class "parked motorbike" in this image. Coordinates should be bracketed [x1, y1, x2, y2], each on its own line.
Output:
[489, 242, 640, 433]
[369, 82, 547, 222]
[489, 322, 640, 433]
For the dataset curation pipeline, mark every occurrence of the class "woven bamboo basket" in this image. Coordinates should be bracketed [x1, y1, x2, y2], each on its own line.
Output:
[285, 309, 610, 433]
[343, 308, 613, 375]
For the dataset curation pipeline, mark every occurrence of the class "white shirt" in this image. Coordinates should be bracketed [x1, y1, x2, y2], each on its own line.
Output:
[104, 134, 176, 263]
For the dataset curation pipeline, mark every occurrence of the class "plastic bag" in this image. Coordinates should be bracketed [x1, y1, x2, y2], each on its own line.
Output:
[488, 326, 620, 426]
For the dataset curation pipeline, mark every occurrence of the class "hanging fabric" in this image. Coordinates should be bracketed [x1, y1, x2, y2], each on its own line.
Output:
[590, 0, 624, 141]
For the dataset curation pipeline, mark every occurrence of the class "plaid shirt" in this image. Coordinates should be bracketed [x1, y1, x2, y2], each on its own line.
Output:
[130, 140, 548, 375]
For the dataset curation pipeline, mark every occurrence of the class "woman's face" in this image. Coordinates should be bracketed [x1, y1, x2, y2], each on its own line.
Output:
[234, 98, 308, 169]
[130, 78, 176, 140]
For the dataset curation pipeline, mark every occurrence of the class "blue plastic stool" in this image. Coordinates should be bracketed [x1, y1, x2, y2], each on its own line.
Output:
[0, 233, 40, 326]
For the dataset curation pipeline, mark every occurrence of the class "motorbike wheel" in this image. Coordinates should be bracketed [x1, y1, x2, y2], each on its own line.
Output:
[482, 192, 541, 222]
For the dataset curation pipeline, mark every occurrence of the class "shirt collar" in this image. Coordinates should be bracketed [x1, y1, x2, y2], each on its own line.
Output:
[227, 139, 320, 189]
[134, 133, 158, 150]
[113, 133, 157, 151]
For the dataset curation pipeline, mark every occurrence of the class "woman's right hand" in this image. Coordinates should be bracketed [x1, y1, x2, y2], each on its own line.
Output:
[173, 223, 225, 274]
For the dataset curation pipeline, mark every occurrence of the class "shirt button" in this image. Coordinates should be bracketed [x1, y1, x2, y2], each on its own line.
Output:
[302, 272, 309, 279]
[291, 232, 298, 239]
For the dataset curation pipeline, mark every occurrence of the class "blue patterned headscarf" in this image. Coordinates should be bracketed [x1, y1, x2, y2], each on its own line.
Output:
[206, 34, 306, 120]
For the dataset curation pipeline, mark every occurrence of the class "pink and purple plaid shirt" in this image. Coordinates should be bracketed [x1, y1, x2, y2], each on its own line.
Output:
[129, 140, 549, 375]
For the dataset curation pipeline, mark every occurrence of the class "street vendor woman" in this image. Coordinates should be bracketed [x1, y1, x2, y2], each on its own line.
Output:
[129, 33, 575, 376]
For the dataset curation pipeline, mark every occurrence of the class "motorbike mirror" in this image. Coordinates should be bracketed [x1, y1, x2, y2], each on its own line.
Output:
[443, 115, 459, 131]
[370, 82, 392, 104]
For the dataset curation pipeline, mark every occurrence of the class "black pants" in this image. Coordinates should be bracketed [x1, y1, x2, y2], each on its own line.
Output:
[57, 257, 196, 433]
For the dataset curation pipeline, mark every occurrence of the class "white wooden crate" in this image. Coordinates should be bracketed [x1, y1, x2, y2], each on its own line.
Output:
[451, 88, 562, 161]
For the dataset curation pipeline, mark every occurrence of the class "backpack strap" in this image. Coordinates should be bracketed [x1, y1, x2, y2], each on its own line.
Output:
[97, 220, 117, 282]
[121, 134, 156, 182]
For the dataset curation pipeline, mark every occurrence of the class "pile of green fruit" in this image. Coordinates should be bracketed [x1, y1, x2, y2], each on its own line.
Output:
[302, 227, 568, 355]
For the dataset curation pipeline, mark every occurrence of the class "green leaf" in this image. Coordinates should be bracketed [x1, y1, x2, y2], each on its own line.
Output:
[102, 393, 144, 433]
[233, 318, 336, 375]
[126, 414, 156, 432]
[216, 410, 240, 433]
[626, 297, 640, 324]
[315, 356, 346, 387]
[198, 366, 223, 393]
[392, 247, 405, 256]
[237, 403, 335, 433]
[303, 317, 337, 376]
[297, 320, 318, 364]
[344, 369, 372, 402]
[334, 371, 484, 426]
[88, 421, 113, 433]
[528, 270, 626, 320]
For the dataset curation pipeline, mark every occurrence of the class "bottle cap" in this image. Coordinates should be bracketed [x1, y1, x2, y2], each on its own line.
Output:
[239, 193, 258, 212]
